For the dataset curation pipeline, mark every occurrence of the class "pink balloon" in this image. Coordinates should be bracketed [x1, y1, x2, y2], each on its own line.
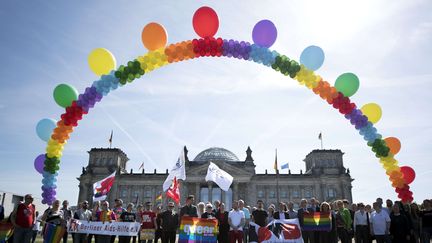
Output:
[400, 166, 415, 184]
[34, 154, 45, 174]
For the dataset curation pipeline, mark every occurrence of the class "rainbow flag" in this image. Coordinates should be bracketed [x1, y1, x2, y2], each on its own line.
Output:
[43, 223, 66, 243]
[302, 212, 331, 231]
[179, 216, 218, 243]
[155, 194, 162, 202]
[0, 222, 14, 243]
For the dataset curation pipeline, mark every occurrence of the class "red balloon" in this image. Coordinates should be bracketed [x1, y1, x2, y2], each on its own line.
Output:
[400, 166, 415, 184]
[192, 6, 219, 38]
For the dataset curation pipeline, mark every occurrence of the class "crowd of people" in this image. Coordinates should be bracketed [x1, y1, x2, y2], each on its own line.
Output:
[2, 193, 432, 243]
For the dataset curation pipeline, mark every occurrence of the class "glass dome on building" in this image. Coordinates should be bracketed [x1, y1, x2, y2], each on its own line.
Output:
[193, 147, 239, 162]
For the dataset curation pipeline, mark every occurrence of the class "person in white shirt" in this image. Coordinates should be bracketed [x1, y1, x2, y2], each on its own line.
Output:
[287, 202, 298, 219]
[31, 211, 42, 243]
[370, 202, 391, 243]
[353, 203, 370, 243]
[228, 200, 245, 243]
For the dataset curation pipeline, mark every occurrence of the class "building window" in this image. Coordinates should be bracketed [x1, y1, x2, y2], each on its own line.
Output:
[224, 189, 232, 210]
[145, 189, 152, 198]
[292, 190, 299, 198]
[200, 187, 209, 203]
[269, 191, 276, 198]
[328, 188, 336, 198]
[281, 190, 287, 198]
[257, 190, 264, 198]
[120, 188, 128, 198]
[133, 190, 140, 198]
[304, 189, 312, 198]
[212, 188, 222, 202]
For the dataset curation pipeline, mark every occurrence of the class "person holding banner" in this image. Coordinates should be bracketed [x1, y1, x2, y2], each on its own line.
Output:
[112, 199, 126, 243]
[201, 204, 215, 219]
[140, 202, 157, 243]
[41, 200, 66, 243]
[216, 203, 229, 243]
[72, 201, 92, 243]
[119, 203, 137, 243]
[154, 206, 163, 243]
[93, 201, 116, 243]
[161, 202, 179, 243]
[318, 202, 337, 243]
[180, 195, 198, 218]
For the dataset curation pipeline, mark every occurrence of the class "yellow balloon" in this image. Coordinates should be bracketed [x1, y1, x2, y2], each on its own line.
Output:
[88, 48, 116, 76]
[361, 103, 382, 124]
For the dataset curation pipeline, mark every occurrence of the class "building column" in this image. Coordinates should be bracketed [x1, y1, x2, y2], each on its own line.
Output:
[195, 183, 200, 201]
[233, 182, 238, 201]
[208, 182, 213, 203]
[315, 182, 322, 201]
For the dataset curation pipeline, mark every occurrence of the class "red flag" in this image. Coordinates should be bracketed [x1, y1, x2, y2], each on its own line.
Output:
[166, 177, 180, 204]
[93, 171, 116, 201]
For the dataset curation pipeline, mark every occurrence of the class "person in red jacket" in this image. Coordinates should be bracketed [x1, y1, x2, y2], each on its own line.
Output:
[10, 194, 36, 243]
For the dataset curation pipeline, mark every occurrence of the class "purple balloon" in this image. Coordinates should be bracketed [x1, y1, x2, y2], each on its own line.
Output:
[34, 154, 45, 174]
[252, 20, 277, 48]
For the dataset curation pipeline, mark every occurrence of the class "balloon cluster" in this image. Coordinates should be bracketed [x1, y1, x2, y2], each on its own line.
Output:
[165, 41, 195, 63]
[92, 73, 120, 98]
[295, 65, 321, 89]
[192, 37, 223, 57]
[344, 109, 369, 129]
[137, 50, 168, 73]
[60, 101, 86, 127]
[51, 120, 73, 144]
[42, 170, 58, 204]
[249, 44, 279, 66]
[331, 92, 356, 115]
[76, 86, 103, 113]
[222, 39, 251, 60]
[359, 122, 381, 142]
[312, 80, 339, 104]
[271, 55, 301, 78]
[369, 138, 390, 158]
[114, 60, 145, 85]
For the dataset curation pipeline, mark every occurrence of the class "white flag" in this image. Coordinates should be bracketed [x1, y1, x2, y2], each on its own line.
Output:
[163, 149, 186, 191]
[205, 162, 233, 191]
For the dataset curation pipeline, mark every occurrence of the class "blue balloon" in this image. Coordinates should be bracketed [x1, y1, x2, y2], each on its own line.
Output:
[300, 45, 325, 71]
[36, 118, 57, 142]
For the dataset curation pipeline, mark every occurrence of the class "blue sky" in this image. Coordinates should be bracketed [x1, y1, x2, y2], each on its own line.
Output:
[0, 1, 431, 206]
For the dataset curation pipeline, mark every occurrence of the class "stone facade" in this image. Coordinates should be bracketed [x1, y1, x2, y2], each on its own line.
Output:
[77, 147, 353, 208]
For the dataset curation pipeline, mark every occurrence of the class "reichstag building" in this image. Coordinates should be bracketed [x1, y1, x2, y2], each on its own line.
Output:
[77, 147, 353, 208]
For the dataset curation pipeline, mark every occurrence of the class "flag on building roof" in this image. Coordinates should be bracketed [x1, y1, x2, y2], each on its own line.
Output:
[93, 171, 116, 202]
[138, 162, 144, 171]
[166, 177, 180, 204]
[281, 163, 289, 170]
[273, 149, 278, 172]
[318, 132, 322, 140]
[163, 149, 186, 191]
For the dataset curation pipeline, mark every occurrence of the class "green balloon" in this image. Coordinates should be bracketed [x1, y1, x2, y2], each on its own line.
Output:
[53, 84, 78, 108]
[334, 73, 360, 97]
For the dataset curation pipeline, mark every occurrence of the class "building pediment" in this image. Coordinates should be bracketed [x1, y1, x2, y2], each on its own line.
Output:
[186, 161, 253, 177]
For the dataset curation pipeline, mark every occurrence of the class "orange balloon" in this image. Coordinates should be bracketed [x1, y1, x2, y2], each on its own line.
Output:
[385, 137, 401, 155]
[141, 22, 168, 51]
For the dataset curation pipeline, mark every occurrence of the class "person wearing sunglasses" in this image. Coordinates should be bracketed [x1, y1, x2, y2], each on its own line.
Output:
[160, 202, 179, 243]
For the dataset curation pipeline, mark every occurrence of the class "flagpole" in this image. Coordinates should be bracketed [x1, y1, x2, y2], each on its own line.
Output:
[321, 132, 323, 149]
[276, 149, 280, 204]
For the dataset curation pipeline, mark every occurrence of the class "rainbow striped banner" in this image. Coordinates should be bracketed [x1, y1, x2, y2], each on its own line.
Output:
[179, 216, 218, 243]
[0, 222, 14, 243]
[302, 212, 331, 231]
[43, 223, 66, 243]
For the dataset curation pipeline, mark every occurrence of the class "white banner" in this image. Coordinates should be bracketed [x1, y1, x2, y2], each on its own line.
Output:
[67, 219, 141, 236]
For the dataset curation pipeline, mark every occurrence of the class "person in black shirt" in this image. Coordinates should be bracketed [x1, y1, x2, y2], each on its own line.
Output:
[161, 202, 179, 243]
[180, 195, 198, 218]
[154, 206, 163, 243]
[390, 203, 410, 243]
[216, 203, 229, 243]
[420, 199, 432, 243]
[252, 200, 268, 227]
[119, 203, 136, 243]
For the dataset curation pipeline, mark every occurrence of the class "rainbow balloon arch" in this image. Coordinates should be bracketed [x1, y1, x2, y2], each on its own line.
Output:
[34, 6, 415, 205]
